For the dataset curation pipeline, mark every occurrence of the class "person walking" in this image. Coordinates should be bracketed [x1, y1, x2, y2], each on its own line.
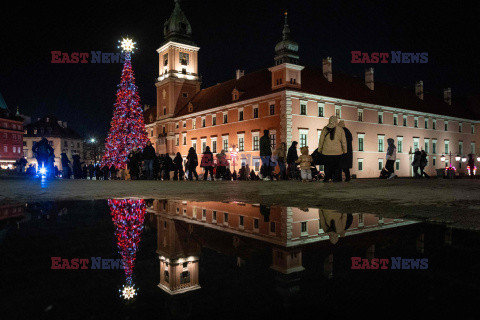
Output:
[259, 130, 273, 181]
[385, 138, 397, 179]
[127, 148, 140, 180]
[287, 141, 299, 180]
[173, 152, 184, 180]
[411, 148, 422, 178]
[317, 116, 347, 182]
[72, 152, 83, 179]
[295, 146, 313, 182]
[215, 149, 228, 180]
[163, 153, 173, 180]
[186, 147, 199, 181]
[201, 146, 214, 181]
[142, 141, 156, 180]
[60, 151, 70, 179]
[273, 142, 287, 180]
[87, 163, 95, 180]
[94, 164, 102, 180]
[467, 154, 475, 177]
[32, 137, 54, 176]
[338, 120, 353, 182]
[420, 150, 430, 178]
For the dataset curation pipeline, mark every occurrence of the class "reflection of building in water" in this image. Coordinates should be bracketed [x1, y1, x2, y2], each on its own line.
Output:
[148, 199, 419, 287]
[0, 204, 25, 244]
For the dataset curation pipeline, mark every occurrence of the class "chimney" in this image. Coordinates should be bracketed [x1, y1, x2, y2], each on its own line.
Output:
[57, 120, 62, 127]
[365, 68, 374, 90]
[322, 57, 332, 82]
[236, 69, 244, 80]
[63, 121, 67, 128]
[444, 88, 451, 105]
[415, 81, 424, 100]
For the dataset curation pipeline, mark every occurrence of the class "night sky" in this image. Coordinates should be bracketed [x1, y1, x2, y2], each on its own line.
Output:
[1, 0, 477, 140]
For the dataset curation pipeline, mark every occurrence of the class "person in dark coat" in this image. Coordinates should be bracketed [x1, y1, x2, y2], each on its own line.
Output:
[32, 137, 54, 174]
[109, 164, 117, 180]
[232, 170, 238, 180]
[72, 153, 83, 179]
[87, 163, 95, 180]
[420, 150, 430, 178]
[186, 147, 199, 181]
[94, 164, 102, 180]
[200, 146, 214, 180]
[142, 141, 156, 180]
[338, 120, 353, 181]
[173, 152, 184, 181]
[287, 141, 299, 180]
[163, 153, 173, 180]
[127, 148, 140, 180]
[158, 154, 165, 180]
[411, 148, 422, 178]
[102, 164, 110, 180]
[259, 130, 272, 180]
[60, 151, 71, 179]
[82, 164, 88, 179]
[153, 153, 160, 180]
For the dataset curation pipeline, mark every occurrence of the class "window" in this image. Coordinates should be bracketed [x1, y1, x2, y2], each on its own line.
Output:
[254, 218, 259, 229]
[179, 52, 189, 65]
[425, 119, 428, 129]
[253, 107, 259, 119]
[239, 216, 244, 227]
[393, 114, 398, 126]
[224, 212, 229, 223]
[432, 140, 437, 154]
[270, 222, 276, 233]
[270, 133, 276, 149]
[202, 117, 206, 127]
[290, 78, 296, 84]
[397, 137, 403, 153]
[213, 211, 217, 222]
[424, 139, 429, 153]
[162, 126, 166, 134]
[164, 270, 169, 283]
[252, 135, 259, 151]
[212, 116, 216, 126]
[180, 271, 190, 284]
[433, 119, 436, 130]
[459, 122, 462, 132]
[301, 221, 307, 235]
[270, 104, 275, 115]
[403, 116, 407, 126]
[414, 117, 418, 128]
[358, 109, 363, 122]
[182, 92, 188, 98]
[183, 134, 187, 145]
[183, 121, 186, 128]
[23, 141, 27, 146]
[192, 140, 197, 152]
[395, 160, 400, 171]
[378, 159, 384, 170]
[238, 134, 245, 151]
[378, 112, 383, 124]
[444, 140, 449, 154]
[335, 105, 341, 119]
[459, 141, 463, 155]
[175, 134, 179, 146]
[150, 129, 154, 137]
[192, 119, 196, 129]
[300, 103, 307, 115]
[471, 142, 476, 154]
[163, 107, 167, 115]
[223, 113, 228, 124]
[413, 137, 419, 151]
[238, 110, 244, 121]
[358, 134, 365, 151]
[299, 129, 308, 148]
[163, 53, 168, 66]
[472, 125, 475, 134]
[378, 135, 384, 152]
[223, 136, 228, 151]
[318, 103, 324, 117]
[212, 139, 217, 153]
[201, 139, 207, 153]
[3, 145, 7, 152]
[254, 159, 260, 171]
[202, 209, 207, 221]
[433, 157, 436, 166]
[444, 121, 448, 131]
[358, 159, 363, 171]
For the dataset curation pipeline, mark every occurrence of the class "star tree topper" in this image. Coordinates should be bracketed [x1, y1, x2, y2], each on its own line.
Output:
[119, 37, 136, 53]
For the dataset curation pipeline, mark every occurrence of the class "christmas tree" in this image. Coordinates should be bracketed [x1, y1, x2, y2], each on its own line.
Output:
[102, 38, 148, 169]
[108, 198, 146, 300]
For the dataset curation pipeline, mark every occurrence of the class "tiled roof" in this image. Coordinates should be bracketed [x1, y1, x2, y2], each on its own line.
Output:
[24, 116, 83, 139]
[148, 66, 479, 121]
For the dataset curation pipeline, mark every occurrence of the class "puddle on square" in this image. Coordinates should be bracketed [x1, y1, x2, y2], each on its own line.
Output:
[1, 199, 479, 319]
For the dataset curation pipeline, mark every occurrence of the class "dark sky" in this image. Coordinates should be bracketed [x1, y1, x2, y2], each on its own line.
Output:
[1, 0, 477, 140]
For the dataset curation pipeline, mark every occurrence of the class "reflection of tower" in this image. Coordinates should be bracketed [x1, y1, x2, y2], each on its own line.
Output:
[156, 214, 201, 295]
[108, 199, 146, 299]
[271, 247, 303, 307]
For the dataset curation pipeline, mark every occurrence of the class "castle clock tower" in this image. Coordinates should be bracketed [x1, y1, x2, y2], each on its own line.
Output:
[155, 0, 200, 153]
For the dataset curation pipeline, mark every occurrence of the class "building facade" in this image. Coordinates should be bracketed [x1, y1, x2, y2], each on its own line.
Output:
[23, 116, 83, 170]
[145, 2, 480, 178]
[0, 93, 24, 169]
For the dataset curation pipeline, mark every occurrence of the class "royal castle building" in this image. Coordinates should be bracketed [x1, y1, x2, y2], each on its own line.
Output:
[144, 0, 480, 178]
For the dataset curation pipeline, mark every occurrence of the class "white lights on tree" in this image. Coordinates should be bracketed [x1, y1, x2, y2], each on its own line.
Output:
[121, 285, 136, 300]
[119, 38, 136, 53]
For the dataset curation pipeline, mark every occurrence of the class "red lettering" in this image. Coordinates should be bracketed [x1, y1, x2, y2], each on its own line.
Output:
[351, 257, 362, 269]
[61, 258, 71, 269]
[51, 257, 62, 269]
[79, 259, 89, 269]
[361, 52, 371, 63]
[70, 52, 79, 63]
[361, 258, 371, 269]
[61, 52, 71, 63]
[379, 258, 389, 269]
[79, 52, 89, 63]
[370, 52, 379, 63]
[379, 52, 389, 63]
[70, 258, 79, 269]
[351, 51, 362, 63]
[370, 258, 379, 269]
[51, 51, 62, 63]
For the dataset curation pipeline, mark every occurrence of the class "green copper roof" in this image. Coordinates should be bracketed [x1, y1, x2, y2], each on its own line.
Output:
[162, 0, 196, 46]
[0, 92, 8, 110]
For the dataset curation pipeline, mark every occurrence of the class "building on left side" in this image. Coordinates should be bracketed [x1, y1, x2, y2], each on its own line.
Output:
[23, 116, 83, 170]
[0, 93, 24, 169]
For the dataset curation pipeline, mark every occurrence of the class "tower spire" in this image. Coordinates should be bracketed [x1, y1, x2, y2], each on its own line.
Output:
[274, 11, 299, 65]
[283, 11, 290, 40]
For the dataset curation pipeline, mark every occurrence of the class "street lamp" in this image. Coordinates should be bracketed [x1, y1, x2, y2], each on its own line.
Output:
[455, 155, 461, 162]
[89, 137, 98, 165]
[461, 156, 467, 162]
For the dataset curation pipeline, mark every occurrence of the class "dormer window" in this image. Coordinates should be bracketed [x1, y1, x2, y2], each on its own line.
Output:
[232, 89, 240, 102]
[290, 78, 296, 84]
[188, 103, 193, 112]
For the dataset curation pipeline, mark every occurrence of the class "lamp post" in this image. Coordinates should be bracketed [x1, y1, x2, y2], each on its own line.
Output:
[89, 138, 98, 165]
[229, 145, 239, 173]
[440, 152, 460, 178]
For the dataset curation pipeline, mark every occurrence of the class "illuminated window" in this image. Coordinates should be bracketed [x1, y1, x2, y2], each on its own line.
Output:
[318, 103, 324, 117]
[358, 109, 363, 122]
[300, 103, 307, 115]
[378, 135, 384, 152]
[253, 107, 259, 118]
[358, 159, 363, 171]
[358, 134, 365, 151]
[378, 112, 383, 124]
[397, 137, 403, 153]
[393, 114, 398, 125]
[270, 104, 275, 115]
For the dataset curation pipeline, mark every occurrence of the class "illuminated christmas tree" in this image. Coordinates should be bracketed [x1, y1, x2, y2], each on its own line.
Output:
[108, 198, 146, 300]
[102, 38, 148, 169]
